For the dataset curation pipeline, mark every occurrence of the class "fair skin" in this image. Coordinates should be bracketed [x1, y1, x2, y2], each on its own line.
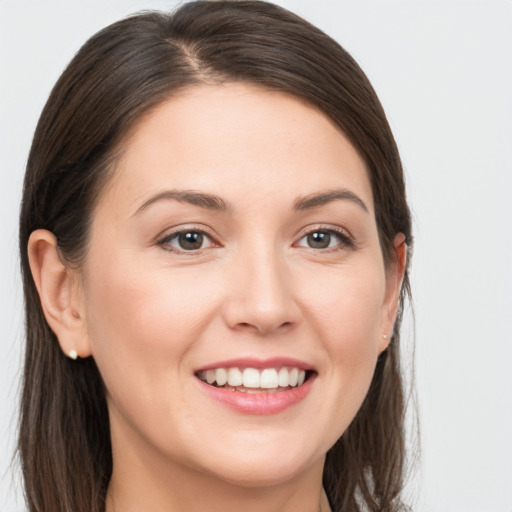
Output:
[28, 83, 406, 512]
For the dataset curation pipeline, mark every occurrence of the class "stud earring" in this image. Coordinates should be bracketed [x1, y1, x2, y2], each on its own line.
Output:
[381, 334, 392, 352]
[67, 349, 78, 360]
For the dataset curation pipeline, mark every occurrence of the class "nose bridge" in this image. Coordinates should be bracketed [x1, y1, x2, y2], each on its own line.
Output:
[224, 235, 299, 334]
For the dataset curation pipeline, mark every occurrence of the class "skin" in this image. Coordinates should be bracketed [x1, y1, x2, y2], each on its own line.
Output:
[28, 83, 406, 512]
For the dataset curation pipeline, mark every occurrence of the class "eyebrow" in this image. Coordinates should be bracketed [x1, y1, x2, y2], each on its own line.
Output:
[134, 187, 368, 215]
[135, 190, 230, 214]
[293, 189, 369, 213]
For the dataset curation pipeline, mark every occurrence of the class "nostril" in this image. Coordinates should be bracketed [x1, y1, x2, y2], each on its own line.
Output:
[234, 322, 257, 332]
[233, 320, 295, 335]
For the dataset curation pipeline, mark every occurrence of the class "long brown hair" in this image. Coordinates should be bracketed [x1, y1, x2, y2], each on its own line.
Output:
[18, 2, 413, 511]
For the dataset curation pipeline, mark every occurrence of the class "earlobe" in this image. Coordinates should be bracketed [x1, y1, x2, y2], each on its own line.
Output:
[379, 232, 408, 352]
[27, 229, 92, 359]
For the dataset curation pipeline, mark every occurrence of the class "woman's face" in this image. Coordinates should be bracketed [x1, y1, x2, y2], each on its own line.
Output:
[77, 83, 402, 486]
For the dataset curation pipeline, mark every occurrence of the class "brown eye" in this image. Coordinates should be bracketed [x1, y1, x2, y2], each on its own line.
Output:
[177, 231, 204, 250]
[307, 231, 331, 249]
[296, 229, 353, 251]
[160, 230, 213, 252]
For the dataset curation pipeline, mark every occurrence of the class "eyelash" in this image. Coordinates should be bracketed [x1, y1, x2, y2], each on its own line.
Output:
[157, 226, 217, 254]
[157, 225, 355, 254]
[294, 226, 356, 252]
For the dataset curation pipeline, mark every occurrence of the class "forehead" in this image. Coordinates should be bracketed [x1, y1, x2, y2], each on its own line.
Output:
[100, 83, 373, 216]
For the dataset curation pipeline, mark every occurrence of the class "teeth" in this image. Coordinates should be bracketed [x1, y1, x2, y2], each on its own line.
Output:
[242, 368, 260, 388]
[206, 369, 216, 384]
[278, 367, 289, 387]
[260, 368, 278, 388]
[216, 368, 228, 386]
[227, 368, 243, 386]
[289, 367, 299, 386]
[198, 366, 309, 390]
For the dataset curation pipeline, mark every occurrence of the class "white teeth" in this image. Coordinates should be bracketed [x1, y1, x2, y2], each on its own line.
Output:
[227, 367, 243, 386]
[289, 367, 299, 386]
[260, 368, 279, 388]
[216, 368, 228, 386]
[206, 369, 216, 384]
[199, 366, 310, 389]
[278, 367, 289, 387]
[242, 368, 260, 388]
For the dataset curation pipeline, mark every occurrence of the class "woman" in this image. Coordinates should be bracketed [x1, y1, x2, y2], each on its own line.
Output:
[18, 1, 413, 511]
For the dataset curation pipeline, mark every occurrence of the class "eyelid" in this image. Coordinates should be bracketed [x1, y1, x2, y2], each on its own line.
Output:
[156, 224, 220, 254]
[293, 224, 356, 251]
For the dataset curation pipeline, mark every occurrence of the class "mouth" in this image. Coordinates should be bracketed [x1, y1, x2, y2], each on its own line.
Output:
[195, 366, 315, 393]
[194, 359, 317, 414]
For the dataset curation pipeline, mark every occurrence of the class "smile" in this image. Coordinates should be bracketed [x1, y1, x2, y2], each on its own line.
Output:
[194, 358, 316, 414]
[196, 366, 309, 392]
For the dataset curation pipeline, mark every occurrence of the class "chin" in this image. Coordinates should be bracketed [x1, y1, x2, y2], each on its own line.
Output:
[186, 435, 326, 488]
[205, 457, 317, 488]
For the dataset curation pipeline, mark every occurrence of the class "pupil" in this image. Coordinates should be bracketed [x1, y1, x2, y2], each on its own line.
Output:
[308, 231, 330, 249]
[179, 232, 203, 250]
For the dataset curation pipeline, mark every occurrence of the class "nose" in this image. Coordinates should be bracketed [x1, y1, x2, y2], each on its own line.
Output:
[222, 244, 301, 336]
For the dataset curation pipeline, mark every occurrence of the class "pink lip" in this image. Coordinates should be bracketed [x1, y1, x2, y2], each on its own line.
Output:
[197, 377, 315, 415]
[195, 358, 316, 415]
[195, 356, 314, 372]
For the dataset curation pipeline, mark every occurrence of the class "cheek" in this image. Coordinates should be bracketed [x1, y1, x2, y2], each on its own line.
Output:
[302, 262, 386, 359]
[298, 262, 386, 430]
[81, 257, 227, 454]
[81, 254, 222, 398]
[85, 256, 212, 343]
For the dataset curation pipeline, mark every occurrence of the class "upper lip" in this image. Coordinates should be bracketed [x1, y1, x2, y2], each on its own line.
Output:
[195, 357, 315, 372]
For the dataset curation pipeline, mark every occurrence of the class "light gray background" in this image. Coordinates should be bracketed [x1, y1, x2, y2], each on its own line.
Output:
[1, 1, 511, 511]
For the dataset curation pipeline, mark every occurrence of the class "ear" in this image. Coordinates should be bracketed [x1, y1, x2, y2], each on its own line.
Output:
[27, 229, 92, 359]
[378, 232, 408, 353]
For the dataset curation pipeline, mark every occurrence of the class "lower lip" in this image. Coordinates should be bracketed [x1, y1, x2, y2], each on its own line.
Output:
[196, 375, 315, 415]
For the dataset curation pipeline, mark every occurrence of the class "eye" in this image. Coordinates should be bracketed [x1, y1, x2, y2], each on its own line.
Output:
[296, 229, 353, 250]
[158, 229, 215, 252]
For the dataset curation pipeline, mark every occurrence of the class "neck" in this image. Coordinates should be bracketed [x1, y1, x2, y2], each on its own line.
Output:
[106, 440, 331, 512]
